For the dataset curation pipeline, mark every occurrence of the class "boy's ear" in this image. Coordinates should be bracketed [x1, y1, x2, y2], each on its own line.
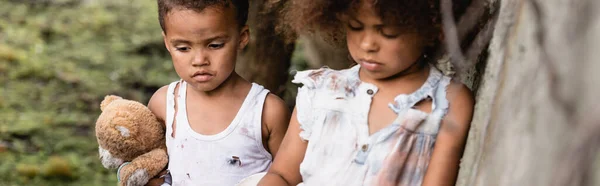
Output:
[162, 31, 171, 53]
[239, 25, 250, 50]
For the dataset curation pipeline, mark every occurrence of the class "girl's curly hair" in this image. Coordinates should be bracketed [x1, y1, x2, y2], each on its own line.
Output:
[278, 0, 469, 47]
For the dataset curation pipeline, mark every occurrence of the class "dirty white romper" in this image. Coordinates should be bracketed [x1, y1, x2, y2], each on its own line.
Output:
[294, 65, 451, 186]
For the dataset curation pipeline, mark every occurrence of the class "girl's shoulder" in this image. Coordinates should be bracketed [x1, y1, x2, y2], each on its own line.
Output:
[291, 65, 360, 90]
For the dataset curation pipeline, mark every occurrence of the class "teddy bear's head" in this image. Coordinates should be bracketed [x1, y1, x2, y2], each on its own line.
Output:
[95, 95, 165, 169]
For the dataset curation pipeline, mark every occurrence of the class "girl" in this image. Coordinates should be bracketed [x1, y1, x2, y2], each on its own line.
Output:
[257, 0, 474, 185]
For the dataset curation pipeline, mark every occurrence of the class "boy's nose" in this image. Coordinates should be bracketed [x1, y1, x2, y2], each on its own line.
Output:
[191, 52, 209, 66]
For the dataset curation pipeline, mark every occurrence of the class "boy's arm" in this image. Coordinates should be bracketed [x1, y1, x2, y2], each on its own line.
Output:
[259, 107, 306, 186]
[147, 85, 169, 127]
[422, 81, 474, 186]
[262, 94, 291, 158]
[144, 85, 170, 186]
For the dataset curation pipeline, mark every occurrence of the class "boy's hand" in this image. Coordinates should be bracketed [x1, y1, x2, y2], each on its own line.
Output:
[118, 162, 169, 186]
[145, 170, 168, 186]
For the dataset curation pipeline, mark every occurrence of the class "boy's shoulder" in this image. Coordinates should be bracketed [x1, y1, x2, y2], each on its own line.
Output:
[147, 82, 179, 123]
[241, 81, 289, 123]
[260, 92, 290, 141]
[291, 65, 359, 90]
[262, 93, 289, 120]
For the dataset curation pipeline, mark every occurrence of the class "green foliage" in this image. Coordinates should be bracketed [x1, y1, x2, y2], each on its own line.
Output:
[0, 0, 178, 185]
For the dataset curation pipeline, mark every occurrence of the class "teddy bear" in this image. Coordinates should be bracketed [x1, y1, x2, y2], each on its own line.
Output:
[95, 95, 169, 186]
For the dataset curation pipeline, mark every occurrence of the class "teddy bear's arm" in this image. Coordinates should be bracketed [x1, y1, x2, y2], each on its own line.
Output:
[118, 148, 168, 186]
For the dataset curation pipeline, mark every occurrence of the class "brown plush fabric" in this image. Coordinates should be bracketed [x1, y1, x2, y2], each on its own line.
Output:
[118, 148, 169, 186]
[96, 95, 168, 186]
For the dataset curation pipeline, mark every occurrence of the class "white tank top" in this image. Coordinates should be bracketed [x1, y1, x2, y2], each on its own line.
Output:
[163, 80, 272, 186]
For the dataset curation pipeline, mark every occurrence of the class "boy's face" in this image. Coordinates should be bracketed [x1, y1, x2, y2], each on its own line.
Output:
[345, 2, 426, 80]
[162, 6, 248, 92]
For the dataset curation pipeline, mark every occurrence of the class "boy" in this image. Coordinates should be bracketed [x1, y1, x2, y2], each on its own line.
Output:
[132, 0, 290, 185]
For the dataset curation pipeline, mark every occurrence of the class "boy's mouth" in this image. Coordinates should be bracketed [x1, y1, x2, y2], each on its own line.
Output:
[191, 71, 214, 82]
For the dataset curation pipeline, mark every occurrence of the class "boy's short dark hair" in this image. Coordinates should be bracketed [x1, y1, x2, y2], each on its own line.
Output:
[158, 0, 249, 32]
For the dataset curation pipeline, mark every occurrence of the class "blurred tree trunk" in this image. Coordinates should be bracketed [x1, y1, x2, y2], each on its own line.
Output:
[456, 0, 600, 185]
[236, 1, 295, 96]
[299, 33, 353, 70]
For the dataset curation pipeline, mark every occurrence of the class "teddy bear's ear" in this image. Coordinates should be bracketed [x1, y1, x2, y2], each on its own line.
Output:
[100, 95, 123, 111]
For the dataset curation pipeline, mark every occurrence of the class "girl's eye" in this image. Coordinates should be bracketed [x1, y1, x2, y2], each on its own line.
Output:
[175, 46, 191, 52]
[381, 30, 400, 38]
[381, 27, 401, 38]
[347, 20, 363, 31]
[348, 24, 362, 31]
[208, 43, 225, 49]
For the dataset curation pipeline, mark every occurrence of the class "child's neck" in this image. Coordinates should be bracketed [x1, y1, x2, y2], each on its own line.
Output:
[188, 71, 251, 99]
[363, 63, 430, 91]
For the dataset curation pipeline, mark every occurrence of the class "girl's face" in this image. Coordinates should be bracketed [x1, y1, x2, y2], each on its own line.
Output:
[346, 2, 427, 80]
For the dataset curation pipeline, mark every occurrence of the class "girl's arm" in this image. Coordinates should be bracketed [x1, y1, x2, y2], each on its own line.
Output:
[422, 82, 474, 186]
[258, 107, 308, 186]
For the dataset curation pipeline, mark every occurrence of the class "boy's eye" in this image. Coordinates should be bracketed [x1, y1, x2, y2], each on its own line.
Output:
[175, 46, 191, 52]
[208, 43, 225, 49]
